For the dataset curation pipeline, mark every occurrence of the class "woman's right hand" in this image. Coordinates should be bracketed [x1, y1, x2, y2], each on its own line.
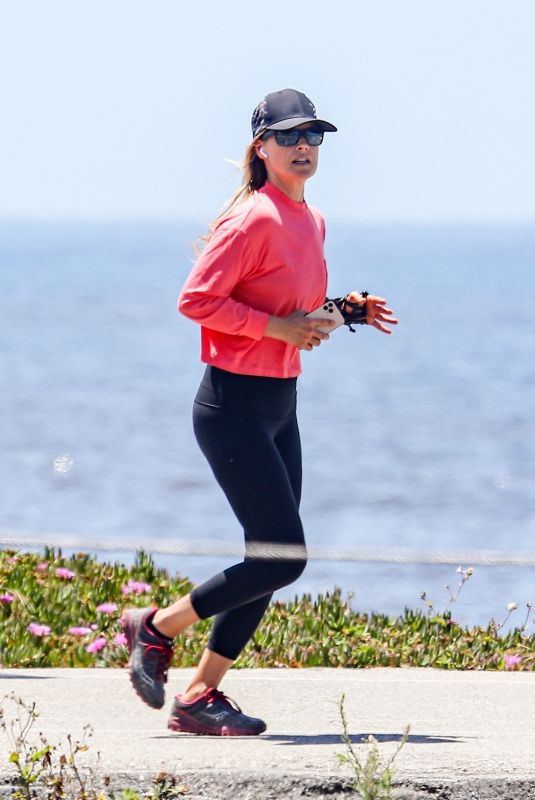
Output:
[265, 311, 336, 351]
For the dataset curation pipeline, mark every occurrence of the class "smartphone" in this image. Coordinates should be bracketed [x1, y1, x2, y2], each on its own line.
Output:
[305, 299, 345, 333]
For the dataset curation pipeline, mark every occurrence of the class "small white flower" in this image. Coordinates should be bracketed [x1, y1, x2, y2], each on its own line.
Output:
[507, 602, 518, 612]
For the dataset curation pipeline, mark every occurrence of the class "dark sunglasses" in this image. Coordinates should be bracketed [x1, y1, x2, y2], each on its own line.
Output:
[261, 128, 324, 147]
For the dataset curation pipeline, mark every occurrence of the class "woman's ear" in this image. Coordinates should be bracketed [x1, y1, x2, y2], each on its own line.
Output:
[255, 142, 269, 160]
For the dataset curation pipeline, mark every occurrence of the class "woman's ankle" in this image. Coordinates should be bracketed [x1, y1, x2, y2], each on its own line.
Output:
[180, 683, 210, 703]
[152, 595, 199, 638]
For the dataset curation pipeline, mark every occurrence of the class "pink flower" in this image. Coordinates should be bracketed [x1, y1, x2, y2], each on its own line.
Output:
[85, 637, 107, 653]
[27, 622, 51, 637]
[0, 593, 14, 603]
[68, 626, 93, 637]
[504, 654, 522, 670]
[121, 580, 152, 596]
[36, 562, 48, 572]
[55, 567, 75, 580]
[113, 632, 128, 646]
[95, 602, 118, 615]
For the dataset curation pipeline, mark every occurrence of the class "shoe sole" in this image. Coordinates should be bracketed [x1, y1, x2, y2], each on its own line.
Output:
[167, 716, 266, 736]
[120, 610, 165, 710]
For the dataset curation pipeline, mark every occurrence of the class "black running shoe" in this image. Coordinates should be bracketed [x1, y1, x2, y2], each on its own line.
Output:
[120, 607, 173, 709]
[167, 687, 266, 736]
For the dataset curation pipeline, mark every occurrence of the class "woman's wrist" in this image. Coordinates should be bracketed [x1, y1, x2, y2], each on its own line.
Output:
[265, 315, 286, 342]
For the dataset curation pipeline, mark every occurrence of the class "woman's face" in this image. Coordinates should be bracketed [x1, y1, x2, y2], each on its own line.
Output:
[256, 123, 320, 186]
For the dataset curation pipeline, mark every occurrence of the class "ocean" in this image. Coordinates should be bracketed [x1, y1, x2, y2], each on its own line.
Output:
[1, 220, 534, 628]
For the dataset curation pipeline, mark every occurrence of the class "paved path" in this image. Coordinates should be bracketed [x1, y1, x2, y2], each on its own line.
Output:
[1, 667, 534, 795]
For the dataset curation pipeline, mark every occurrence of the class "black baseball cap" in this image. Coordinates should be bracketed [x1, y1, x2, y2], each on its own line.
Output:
[251, 88, 337, 139]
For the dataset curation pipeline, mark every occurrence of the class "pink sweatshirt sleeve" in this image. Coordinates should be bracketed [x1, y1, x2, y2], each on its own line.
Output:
[178, 227, 270, 341]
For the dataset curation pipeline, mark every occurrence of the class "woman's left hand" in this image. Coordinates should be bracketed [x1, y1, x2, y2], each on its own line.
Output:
[345, 291, 399, 334]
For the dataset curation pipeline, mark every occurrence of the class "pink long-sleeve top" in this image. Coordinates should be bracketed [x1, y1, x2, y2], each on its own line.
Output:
[178, 181, 328, 378]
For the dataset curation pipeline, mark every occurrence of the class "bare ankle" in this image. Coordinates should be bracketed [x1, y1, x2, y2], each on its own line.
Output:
[181, 683, 209, 703]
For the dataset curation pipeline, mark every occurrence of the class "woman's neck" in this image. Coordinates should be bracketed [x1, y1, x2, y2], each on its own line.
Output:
[265, 174, 305, 203]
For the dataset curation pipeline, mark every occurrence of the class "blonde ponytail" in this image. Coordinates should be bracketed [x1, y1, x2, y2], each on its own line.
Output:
[198, 140, 267, 247]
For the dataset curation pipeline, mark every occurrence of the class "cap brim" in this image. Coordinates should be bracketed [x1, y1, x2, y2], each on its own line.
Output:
[266, 116, 337, 133]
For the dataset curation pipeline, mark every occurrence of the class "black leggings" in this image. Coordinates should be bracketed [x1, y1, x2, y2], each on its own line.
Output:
[189, 366, 307, 660]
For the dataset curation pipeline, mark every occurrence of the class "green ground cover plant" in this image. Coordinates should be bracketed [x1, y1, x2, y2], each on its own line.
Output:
[1, 549, 533, 670]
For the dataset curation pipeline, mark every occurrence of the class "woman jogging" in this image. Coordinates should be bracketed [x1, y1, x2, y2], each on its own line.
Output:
[121, 88, 398, 736]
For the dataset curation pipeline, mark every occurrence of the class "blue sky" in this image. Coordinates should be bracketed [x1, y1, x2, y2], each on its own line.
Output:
[1, 1, 534, 223]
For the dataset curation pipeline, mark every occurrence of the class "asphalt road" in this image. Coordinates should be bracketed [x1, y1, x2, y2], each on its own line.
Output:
[1, 667, 534, 798]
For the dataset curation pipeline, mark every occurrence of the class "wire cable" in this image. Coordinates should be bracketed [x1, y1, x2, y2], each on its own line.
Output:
[1, 529, 535, 566]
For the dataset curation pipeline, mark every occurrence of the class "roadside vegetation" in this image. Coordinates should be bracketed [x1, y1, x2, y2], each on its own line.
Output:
[1, 549, 533, 670]
[1, 692, 188, 800]
[1, 691, 407, 800]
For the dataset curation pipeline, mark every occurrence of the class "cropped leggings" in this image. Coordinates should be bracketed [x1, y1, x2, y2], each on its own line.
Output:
[189, 365, 307, 660]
